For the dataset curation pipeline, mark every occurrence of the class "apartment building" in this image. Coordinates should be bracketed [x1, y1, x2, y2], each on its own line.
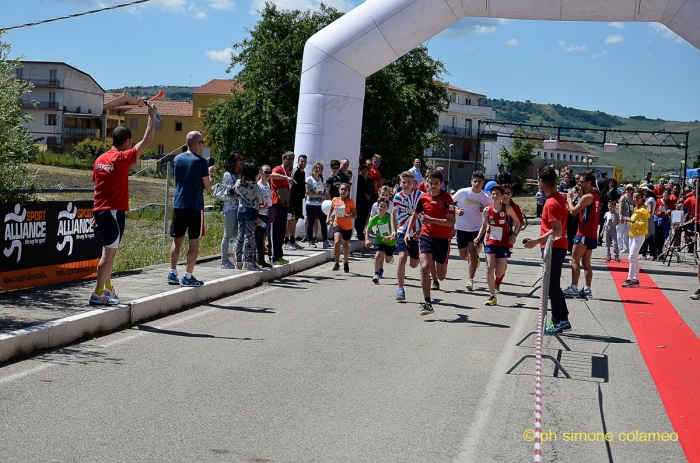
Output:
[15, 61, 104, 153]
[103, 92, 138, 143]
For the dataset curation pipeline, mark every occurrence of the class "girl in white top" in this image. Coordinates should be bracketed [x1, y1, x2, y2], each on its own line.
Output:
[305, 160, 330, 248]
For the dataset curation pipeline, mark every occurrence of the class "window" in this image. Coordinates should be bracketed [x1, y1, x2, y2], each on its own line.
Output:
[465, 98, 472, 105]
[45, 114, 57, 126]
[130, 119, 138, 130]
[175, 121, 183, 132]
[449, 93, 458, 103]
[157, 144, 164, 155]
[15, 68, 23, 79]
[575, 155, 579, 162]
[465, 119, 472, 135]
[155, 119, 162, 131]
[556, 153, 560, 160]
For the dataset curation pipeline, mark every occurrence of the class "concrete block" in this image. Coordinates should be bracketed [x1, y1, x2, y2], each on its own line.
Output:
[0, 323, 50, 363]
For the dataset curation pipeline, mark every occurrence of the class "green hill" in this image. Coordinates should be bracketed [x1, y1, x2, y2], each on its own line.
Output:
[106, 85, 194, 101]
[480, 98, 700, 182]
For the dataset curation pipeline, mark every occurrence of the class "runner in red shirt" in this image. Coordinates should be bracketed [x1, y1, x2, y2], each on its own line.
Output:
[524, 166, 570, 333]
[89, 103, 157, 306]
[497, 183, 524, 291]
[475, 184, 520, 306]
[405, 170, 455, 316]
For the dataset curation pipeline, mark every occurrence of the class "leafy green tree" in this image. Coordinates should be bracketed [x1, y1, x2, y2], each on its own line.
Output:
[73, 138, 112, 160]
[498, 131, 535, 189]
[203, 3, 448, 179]
[692, 150, 700, 169]
[0, 32, 39, 200]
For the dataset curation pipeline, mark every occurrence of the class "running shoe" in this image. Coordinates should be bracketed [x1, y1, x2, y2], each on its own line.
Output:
[89, 292, 117, 306]
[308, 241, 317, 248]
[332, 262, 340, 271]
[605, 256, 611, 261]
[103, 287, 119, 304]
[167, 272, 179, 285]
[300, 236, 308, 242]
[691, 289, 700, 300]
[420, 302, 434, 316]
[372, 274, 379, 284]
[557, 320, 572, 332]
[180, 275, 204, 287]
[221, 262, 236, 269]
[292, 242, 304, 250]
[465, 279, 474, 291]
[614, 256, 620, 262]
[283, 243, 296, 251]
[622, 279, 632, 287]
[579, 287, 593, 299]
[378, 267, 384, 278]
[396, 288, 406, 301]
[562, 287, 578, 298]
[323, 240, 331, 249]
[343, 263, 349, 273]
[272, 258, 289, 265]
[431, 279, 440, 291]
[485, 295, 497, 306]
[628, 280, 640, 288]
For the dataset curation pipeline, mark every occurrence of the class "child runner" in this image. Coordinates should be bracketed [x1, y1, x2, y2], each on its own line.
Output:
[622, 191, 650, 288]
[405, 170, 455, 316]
[369, 185, 395, 277]
[475, 184, 520, 306]
[603, 200, 620, 262]
[234, 163, 264, 271]
[392, 171, 423, 301]
[327, 183, 357, 273]
[452, 171, 490, 291]
[365, 197, 397, 284]
[563, 170, 600, 299]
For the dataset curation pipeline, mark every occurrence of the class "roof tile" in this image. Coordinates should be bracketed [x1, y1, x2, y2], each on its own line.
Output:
[193, 79, 243, 95]
[126, 100, 192, 117]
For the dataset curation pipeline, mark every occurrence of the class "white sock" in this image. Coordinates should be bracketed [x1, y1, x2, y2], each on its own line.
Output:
[571, 284, 578, 291]
[185, 272, 192, 278]
[584, 285, 590, 291]
[169, 269, 177, 275]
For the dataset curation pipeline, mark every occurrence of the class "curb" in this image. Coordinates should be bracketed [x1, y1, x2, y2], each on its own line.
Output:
[0, 242, 365, 364]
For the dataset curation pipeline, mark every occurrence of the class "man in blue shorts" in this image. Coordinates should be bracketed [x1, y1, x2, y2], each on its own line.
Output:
[406, 170, 455, 315]
[167, 131, 216, 287]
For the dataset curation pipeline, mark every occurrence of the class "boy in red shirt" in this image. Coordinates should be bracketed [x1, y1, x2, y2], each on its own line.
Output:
[327, 183, 357, 273]
[405, 170, 455, 316]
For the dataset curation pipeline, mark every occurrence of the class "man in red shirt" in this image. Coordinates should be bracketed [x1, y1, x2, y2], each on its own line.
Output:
[269, 152, 297, 265]
[89, 103, 157, 305]
[368, 154, 383, 195]
[405, 170, 455, 316]
[653, 178, 666, 199]
[524, 166, 570, 333]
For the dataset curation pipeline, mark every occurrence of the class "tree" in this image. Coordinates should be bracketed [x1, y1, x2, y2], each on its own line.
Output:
[498, 131, 535, 189]
[692, 150, 700, 169]
[0, 32, 38, 201]
[203, 3, 448, 179]
[73, 138, 112, 160]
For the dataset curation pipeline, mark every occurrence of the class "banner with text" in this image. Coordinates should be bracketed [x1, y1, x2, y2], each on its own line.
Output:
[1, 201, 101, 291]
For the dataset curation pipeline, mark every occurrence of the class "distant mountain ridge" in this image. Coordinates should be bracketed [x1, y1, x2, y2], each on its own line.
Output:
[106, 86, 194, 101]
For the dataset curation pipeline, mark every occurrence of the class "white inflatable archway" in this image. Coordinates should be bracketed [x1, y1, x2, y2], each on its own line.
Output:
[293, 0, 700, 173]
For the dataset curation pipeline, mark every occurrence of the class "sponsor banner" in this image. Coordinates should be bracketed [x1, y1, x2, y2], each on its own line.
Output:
[1, 201, 101, 291]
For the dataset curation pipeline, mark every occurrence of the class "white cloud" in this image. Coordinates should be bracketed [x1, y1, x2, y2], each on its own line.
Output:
[464, 46, 476, 51]
[650, 23, 685, 42]
[592, 50, 607, 59]
[608, 22, 624, 29]
[605, 34, 623, 44]
[559, 40, 586, 52]
[206, 47, 236, 62]
[504, 39, 520, 47]
[645, 38, 652, 44]
[149, 0, 186, 13]
[251, 0, 354, 14]
[208, 0, 236, 10]
[439, 18, 510, 38]
[195, 11, 207, 19]
[52, 0, 185, 11]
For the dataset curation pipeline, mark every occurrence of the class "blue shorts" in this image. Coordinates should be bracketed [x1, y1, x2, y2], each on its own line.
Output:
[419, 235, 450, 265]
[375, 243, 396, 256]
[456, 230, 481, 249]
[94, 210, 125, 249]
[573, 234, 598, 250]
[396, 232, 419, 260]
[484, 244, 511, 259]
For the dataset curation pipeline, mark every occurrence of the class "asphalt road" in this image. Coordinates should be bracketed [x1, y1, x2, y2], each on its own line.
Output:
[0, 245, 692, 462]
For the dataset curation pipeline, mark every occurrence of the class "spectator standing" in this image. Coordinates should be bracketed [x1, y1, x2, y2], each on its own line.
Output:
[622, 191, 650, 288]
[618, 184, 635, 252]
[338, 158, 351, 184]
[234, 163, 264, 271]
[305, 160, 330, 249]
[654, 178, 667, 199]
[495, 163, 512, 185]
[368, 154, 383, 195]
[89, 103, 157, 305]
[524, 166, 570, 333]
[598, 179, 618, 245]
[255, 165, 273, 268]
[557, 173, 572, 194]
[326, 160, 343, 199]
[409, 158, 423, 186]
[285, 154, 307, 250]
[654, 189, 672, 258]
[220, 152, 243, 269]
[535, 187, 545, 218]
[269, 152, 296, 265]
[641, 171, 653, 185]
[640, 187, 657, 259]
[355, 164, 374, 240]
[603, 201, 620, 262]
[167, 131, 215, 287]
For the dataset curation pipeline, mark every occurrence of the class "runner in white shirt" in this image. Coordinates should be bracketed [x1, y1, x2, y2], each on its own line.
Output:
[451, 171, 491, 291]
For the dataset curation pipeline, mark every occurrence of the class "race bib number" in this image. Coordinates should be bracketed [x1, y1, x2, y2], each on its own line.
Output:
[316, 183, 324, 194]
[489, 227, 503, 241]
[335, 206, 345, 217]
[378, 223, 390, 235]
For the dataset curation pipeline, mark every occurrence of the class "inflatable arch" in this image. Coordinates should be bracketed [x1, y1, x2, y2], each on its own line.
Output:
[293, 0, 700, 172]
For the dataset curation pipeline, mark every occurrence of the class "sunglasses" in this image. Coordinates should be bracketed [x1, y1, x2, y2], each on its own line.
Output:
[262, 170, 271, 174]
[374, 160, 381, 164]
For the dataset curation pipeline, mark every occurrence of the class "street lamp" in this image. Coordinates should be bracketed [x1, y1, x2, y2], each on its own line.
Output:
[681, 160, 686, 179]
[651, 162, 655, 178]
[447, 143, 454, 184]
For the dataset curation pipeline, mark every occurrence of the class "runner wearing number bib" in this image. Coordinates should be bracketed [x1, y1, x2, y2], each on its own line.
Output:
[365, 197, 397, 284]
[392, 171, 423, 301]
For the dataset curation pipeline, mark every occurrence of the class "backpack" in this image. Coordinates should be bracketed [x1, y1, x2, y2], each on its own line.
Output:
[211, 182, 230, 202]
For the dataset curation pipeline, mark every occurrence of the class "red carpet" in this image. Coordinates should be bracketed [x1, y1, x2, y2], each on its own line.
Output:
[607, 259, 700, 462]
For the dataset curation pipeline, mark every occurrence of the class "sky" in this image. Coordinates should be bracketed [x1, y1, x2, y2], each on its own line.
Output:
[3, 0, 699, 121]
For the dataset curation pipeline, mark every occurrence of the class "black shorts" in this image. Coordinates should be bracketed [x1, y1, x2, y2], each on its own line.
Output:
[94, 210, 125, 249]
[170, 208, 205, 239]
[396, 232, 419, 260]
[419, 235, 450, 265]
[375, 243, 396, 256]
[290, 199, 304, 220]
[457, 230, 481, 249]
[332, 226, 353, 241]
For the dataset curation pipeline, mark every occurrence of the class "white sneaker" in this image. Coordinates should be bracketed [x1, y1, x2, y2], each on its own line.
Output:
[465, 280, 474, 291]
[283, 243, 296, 251]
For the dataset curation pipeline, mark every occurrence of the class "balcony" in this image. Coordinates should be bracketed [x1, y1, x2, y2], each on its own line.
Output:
[22, 78, 61, 88]
[21, 101, 59, 110]
[438, 125, 477, 139]
[63, 127, 98, 139]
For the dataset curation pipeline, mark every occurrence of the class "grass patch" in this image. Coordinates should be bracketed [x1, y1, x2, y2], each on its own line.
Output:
[513, 195, 537, 218]
[33, 153, 93, 170]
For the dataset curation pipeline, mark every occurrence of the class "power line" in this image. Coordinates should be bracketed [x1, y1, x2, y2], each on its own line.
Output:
[1, 0, 151, 31]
